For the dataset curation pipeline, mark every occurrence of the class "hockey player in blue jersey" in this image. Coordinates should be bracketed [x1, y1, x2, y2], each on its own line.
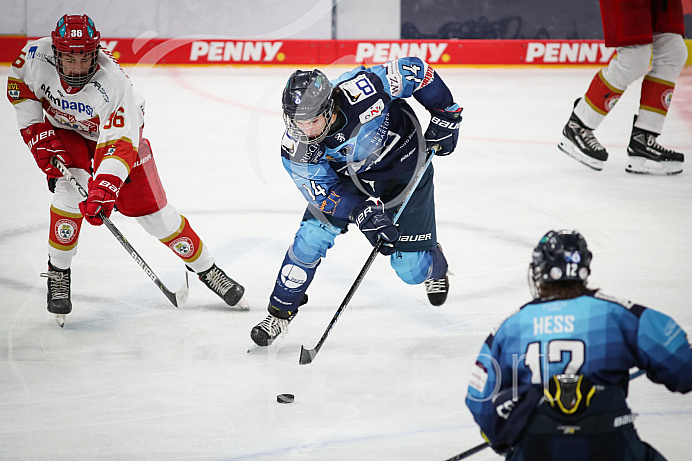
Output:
[250, 58, 462, 347]
[465, 230, 692, 460]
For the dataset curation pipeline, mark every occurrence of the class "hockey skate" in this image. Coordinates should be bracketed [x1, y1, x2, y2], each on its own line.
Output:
[625, 124, 684, 176]
[425, 275, 449, 307]
[195, 263, 248, 309]
[41, 261, 72, 327]
[558, 106, 609, 171]
[250, 305, 297, 347]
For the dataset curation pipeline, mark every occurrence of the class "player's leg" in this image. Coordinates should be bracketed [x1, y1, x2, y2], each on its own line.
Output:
[42, 129, 92, 318]
[250, 213, 344, 347]
[117, 138, 246, 307]
[383, 166, 450, 306]
[626, 33, 687, 175]
[559, 45, 651, 170]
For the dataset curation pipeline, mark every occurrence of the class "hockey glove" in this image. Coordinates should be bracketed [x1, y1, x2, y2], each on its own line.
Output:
[350, 198, 399, 255]
[424, 103, 462, 156]
[21, 122, 72, 178]
[79, 174, 123, 226]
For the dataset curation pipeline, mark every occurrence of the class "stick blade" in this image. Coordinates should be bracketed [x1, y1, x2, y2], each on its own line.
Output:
[299, 345, 317, 365]
[175, 272, 190, 307]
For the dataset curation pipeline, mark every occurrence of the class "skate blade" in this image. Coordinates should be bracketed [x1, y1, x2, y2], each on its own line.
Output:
[626, 156, 683, 175]
[558, 138, 604, 171]
[56, 314, 66, 327]
[235, 296, 250, 311]
[247, 343, 262, 353]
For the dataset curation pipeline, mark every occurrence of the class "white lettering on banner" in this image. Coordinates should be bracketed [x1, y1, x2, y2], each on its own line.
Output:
[355, 42, 448, 63]
[100, 40, 118, 53]
[189, 41, 283, 62]
[526, 42, 615, 64]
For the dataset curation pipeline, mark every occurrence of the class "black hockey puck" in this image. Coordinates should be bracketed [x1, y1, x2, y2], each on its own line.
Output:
[277, 393, 294, 404]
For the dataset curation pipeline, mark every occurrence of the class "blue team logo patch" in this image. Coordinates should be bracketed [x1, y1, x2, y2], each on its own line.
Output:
[294, 95, 302, 104]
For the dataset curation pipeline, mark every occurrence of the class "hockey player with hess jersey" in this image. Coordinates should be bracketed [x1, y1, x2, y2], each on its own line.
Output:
[558, 0, 686, 175]
[7, 14, 247, 324]
[465, 230, 692, 460]
[250, 60, 462, 347]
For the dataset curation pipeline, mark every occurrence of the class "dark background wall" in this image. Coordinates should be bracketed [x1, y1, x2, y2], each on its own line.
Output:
[402, 0, 692, 40]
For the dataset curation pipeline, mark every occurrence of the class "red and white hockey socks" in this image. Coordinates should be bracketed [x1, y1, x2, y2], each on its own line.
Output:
[48, 205, 83, 269]
[159, 214, 209, 270]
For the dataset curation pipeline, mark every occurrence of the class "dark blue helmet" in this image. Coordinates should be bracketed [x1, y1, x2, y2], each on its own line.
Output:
[529, 230, 592, 297]
[282, 69, 334, 144]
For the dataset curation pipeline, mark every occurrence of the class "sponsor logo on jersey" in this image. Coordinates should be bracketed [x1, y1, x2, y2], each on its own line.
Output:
[27, 46, 38, 59]
[359, 99, 385, 124]
[355, 42, 448, 63]
[399, 233, 432, 242]
[468, 361, 488, 393]
[170, 237, 195, 259]
[383, 61, 403, 96]
[40, 84, 95, 116]
[189, 41, 283, 62]
[341, 74, 376, 105]
[55, 219, 78, 244]
[525, 42, 615, 64]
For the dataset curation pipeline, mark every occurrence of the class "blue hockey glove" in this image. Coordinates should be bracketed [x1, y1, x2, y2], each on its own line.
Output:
[425, 103, 462, 156]
[350, 198, 399, 255]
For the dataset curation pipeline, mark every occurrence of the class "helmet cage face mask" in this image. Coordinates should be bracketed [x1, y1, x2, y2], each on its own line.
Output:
[51, 14, 101, 88]
[282, 69, 334, 145]
[528, 230, 592, 298]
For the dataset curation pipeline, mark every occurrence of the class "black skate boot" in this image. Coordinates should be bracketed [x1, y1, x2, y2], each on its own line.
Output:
[250, 306, 297, 347]
[250, 295, 307, 347]
[626, 122, 684, 175]
[41, 262, 72, 326]
[194, 263, 248, 309]
[558, 100, 609, 171]
[424, 275, 449, 307]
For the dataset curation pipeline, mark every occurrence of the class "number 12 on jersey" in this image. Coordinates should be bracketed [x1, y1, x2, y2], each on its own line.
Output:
[524, 339, 585, 384]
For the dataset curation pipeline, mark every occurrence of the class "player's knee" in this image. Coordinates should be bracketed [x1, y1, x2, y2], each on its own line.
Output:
[391, 251, 432, 285]
[292, 218, 340, 264]
[52, 169, 91, 212]
[651, 33, 687, 80]
[604, 45, 651, 88]
[135, 203, 182, 238]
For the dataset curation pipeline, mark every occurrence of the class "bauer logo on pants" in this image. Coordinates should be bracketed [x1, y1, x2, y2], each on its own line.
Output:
[170, 237, 194, 258]
[280, 264, 308, 290]
[55, 219, 78, 244]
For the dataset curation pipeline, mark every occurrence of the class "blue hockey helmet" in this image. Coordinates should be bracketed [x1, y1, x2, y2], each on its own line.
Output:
[529, 230, 592, 296]
[282, 69, 334, 145]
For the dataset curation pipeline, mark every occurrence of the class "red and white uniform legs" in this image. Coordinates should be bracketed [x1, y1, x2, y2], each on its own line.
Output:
[48, 168, 91, 269]
[135, 204, 214, 273]
[574, 33, 687, 133]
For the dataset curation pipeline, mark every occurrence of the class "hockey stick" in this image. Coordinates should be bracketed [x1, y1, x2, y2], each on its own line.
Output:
[299, 144, 439, 365]
[442, 369, 647, 461]
[52, 157, 189, 307]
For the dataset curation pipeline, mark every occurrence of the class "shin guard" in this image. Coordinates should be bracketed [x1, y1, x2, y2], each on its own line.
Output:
[584, 70, 624, 116]
[48, 205, 83, 268]
[159, 214, 205, 266]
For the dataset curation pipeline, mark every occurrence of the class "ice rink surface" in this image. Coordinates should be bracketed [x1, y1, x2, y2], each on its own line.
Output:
[1, 63, 691, 460]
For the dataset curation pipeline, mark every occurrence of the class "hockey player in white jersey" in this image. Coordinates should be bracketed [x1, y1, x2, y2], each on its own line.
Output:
[7, 14, 247, 324]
